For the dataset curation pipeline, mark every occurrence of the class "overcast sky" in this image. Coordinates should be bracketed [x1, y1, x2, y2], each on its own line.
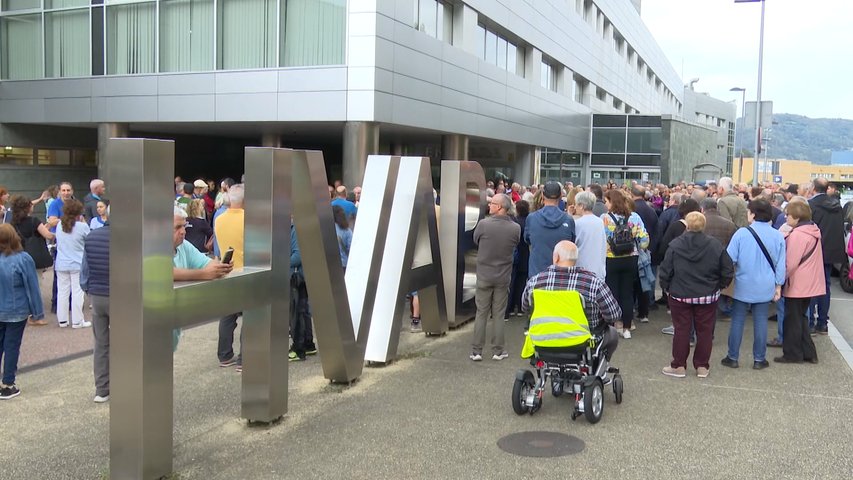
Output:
[641, 0, 852, 120]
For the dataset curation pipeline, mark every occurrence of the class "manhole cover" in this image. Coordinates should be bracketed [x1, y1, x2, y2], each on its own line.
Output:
[497, 431, 585, 457]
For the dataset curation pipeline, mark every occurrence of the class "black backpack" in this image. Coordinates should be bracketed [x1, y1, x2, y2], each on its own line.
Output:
[607, 213, 635, 256]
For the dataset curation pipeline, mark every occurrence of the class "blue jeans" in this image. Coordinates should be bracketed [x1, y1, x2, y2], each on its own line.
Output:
[727, 300, 770, 362]
[808, 263, 832, 329]
[0, 319, 27, 385]
[775, 297, 785, 343]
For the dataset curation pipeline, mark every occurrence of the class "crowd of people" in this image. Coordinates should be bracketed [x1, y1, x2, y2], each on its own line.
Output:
[0, 171, 850, 402]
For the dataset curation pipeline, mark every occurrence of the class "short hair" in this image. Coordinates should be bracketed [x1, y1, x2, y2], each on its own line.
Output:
[700, 198, 717, 212]
[678, 198, 701, 218]
[771, 193, 785, 206]
[174, 205, 188, 218]
[227, 183, 245, 206]
[552, 241, 579, 262]
[574, 191, 596, 212]
[587, 183, 604, 200]
[750, 186, 763, 199]
[748, 198, 773, 222]
[630, 185, 645, 198]
[0, 223, 24, 256]
[182, 183, 194, 195]
[221, 177, 236, 189]
[670, 192, 683, 206]
[59, 181, 73, 190]
[496, 193, 513, 213]
[515, 200, 530, 218]
[685, 212, 706, 232]
[785, 201, 812, 222]
[812, 177, 828, 194]
[718, 177, 733, 192]
[336, 186, 347, 198]
[90, 178, 104, 192]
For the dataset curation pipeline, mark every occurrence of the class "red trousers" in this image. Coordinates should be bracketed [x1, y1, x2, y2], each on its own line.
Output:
[669, 298, 718, 369]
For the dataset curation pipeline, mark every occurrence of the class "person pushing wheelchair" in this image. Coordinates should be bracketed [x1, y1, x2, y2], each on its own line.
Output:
[520, 241, 622, 361]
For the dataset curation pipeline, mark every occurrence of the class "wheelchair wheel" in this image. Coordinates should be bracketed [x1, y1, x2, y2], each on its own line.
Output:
[551, 375, 563, 397]
[512, 370, 535, 415]
[613, 374, 623, 404]
[583, 379, 604, 424]
[840, 263, 853, 294]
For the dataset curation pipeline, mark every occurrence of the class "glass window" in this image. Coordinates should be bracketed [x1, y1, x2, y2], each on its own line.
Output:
[45, 9, 90, 78]
[45, 0, 89, 7]
[2, 0, 40, 10]
[626, 155, 660, 166]
[475, 24, 485, 60]
[627, 116, 661, 127]
[0, 14, 42, 79]
[592, 129, 626, 154]
[590, 154, 625, 166]
[37, 149, 72, 166]
[73, 149, 98, 167]
[593, 115, 626, 128]
[627, 130, 662, 153]
[160, 0, 214, 72]
[218, 0, 275, 69]
[506, 41, 517, 75]
[484, 29, 497, 65]
[417, 0, 437, 38]
[281, 0, 345, 67]
[107, 2, 156, 74]
[496, 36, 507, 70]
[0, 147, 34, 165]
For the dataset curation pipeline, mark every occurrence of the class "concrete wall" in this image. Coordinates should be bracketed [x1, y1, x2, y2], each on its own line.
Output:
[661, 117, 721, 185]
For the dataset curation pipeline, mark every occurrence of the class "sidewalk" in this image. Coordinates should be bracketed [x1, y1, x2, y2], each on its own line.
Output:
[3, 293, 852, 479]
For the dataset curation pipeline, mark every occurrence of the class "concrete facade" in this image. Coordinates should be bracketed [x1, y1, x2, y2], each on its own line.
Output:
[660, 116, 722, 185]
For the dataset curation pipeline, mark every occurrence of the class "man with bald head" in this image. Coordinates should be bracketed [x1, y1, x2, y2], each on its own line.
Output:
[470, 193, 520, 361]
[521, 241, 621, 361]
[331, 185, 357, 220]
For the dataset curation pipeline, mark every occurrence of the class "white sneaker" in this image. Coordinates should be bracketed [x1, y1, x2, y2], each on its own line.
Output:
[621, 329, 632, 339]
[93, 395, 109, 403]
[469, 353, 482, 361]
[492, 352, 509, 361]
[72, 321, 92, 329]
[638, 317, 649, 323]
[58, 322, 69, 328]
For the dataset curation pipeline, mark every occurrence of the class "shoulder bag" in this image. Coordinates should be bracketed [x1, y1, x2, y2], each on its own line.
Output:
[746, 226, 775, 271]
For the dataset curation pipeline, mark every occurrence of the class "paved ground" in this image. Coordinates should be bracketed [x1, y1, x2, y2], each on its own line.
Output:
[4, 284, 853, 479]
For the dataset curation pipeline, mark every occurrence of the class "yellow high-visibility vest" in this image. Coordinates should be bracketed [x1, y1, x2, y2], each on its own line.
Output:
[521, 289, 591, 358]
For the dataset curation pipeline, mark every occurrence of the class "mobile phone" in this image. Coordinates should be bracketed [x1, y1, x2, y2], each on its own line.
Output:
[222, 247, 234, 265]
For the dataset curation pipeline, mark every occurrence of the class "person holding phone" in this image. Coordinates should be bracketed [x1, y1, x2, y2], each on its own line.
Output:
[214, 184, 245, 370]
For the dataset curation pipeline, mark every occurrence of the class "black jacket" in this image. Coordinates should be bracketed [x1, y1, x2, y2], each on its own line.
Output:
[83, 193, 101, 223]
[634, 198, 659, 252]
[659, 231, 734, 299]
[809, 193, 847, 264]
[653, 219, 685, 266]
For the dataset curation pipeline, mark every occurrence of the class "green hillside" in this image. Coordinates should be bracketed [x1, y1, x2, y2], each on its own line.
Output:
[736, 113, 853, 164]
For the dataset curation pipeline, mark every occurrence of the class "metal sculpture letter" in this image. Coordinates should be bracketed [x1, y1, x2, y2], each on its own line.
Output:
[439, 161, 487, 326]
[109, 140, 291, 479]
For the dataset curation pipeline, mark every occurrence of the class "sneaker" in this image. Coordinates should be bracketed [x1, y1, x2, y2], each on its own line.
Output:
[638, 317, 649, 323]
[219, 357, 238, 368]
[93, 394, 109, 403]
[72, 321, 92, 329]
[696, 367, 710, 378]
[469, 353, 482, 361]
[720, 356, 739, 368]
[235, 364, 242, 373]
[621, 329, 631, 339]
[630, 324, 636, 331]
[661, 325, 675, 335]
[58, 322, 69, 328]
[523, 330, 529, 336]
[305, 346, 318, 356]
[288, 351, 305, 362]
[815, 326, 829, 336]
[0, 384, 21, 400]
[410, 321, 422, 333]
[492, 351, 509, 361]
[753, 360, 770, 370]
[662, 366, 686, 378]
[809, 327, 817, 336]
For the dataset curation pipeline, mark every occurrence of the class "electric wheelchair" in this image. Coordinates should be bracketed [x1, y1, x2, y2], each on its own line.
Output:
[511, 334, 623, 424]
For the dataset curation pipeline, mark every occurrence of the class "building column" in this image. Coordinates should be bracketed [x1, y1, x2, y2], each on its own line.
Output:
[442, 134, 468, 161]
[97, 123, 129, 186]
[514, 145, 536, 186]
[343, 121, 379, 188]
[261, 133, 282, 148]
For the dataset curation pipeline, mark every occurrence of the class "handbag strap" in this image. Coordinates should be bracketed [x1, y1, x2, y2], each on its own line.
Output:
[747, 226, 775, 271]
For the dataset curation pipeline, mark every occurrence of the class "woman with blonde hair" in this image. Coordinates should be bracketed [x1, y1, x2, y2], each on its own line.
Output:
[565, 186, 584, 219]
[659, 212, 733, 377]
[185, 199, 213, 253]
[55, 199, 90, 328]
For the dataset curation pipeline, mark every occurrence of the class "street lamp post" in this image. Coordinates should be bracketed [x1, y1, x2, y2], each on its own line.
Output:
[751, 0, 766, 187]
[730, 87, 746, 181]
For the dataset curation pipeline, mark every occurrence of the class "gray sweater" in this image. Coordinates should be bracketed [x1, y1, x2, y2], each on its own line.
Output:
[473, 214, 521, 283]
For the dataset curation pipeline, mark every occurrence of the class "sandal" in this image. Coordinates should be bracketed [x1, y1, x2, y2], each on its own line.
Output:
[766, 338, 783, 348]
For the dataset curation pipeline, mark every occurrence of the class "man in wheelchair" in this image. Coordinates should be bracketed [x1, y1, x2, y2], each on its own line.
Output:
[512, 241, 623, 422]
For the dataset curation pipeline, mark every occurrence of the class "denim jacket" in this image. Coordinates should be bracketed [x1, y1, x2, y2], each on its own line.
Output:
[0, 251, 45, 322]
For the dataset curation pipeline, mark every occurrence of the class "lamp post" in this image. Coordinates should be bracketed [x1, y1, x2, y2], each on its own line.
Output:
[730, 87, 746, 181]
[736, 0, 767, 186]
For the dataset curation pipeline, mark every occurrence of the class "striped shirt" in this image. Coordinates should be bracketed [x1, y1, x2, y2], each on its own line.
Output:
[522, 265, 622, 332]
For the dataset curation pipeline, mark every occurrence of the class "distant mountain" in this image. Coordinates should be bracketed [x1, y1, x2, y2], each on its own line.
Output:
[736, 114, 853, 164]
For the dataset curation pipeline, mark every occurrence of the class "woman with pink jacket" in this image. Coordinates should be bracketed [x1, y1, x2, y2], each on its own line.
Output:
[774, 201, 823, 364]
